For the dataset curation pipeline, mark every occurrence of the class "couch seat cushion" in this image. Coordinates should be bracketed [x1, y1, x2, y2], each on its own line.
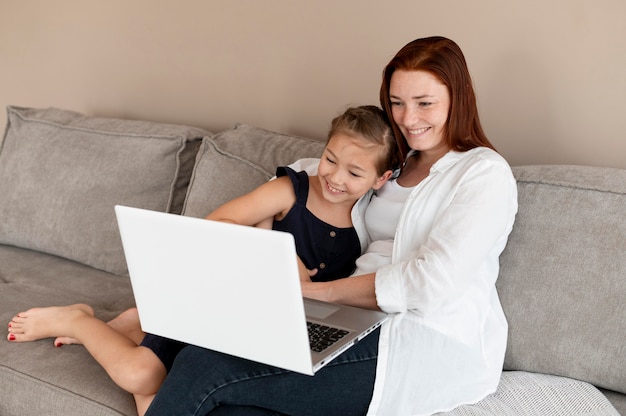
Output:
[0, 245, 137, 416]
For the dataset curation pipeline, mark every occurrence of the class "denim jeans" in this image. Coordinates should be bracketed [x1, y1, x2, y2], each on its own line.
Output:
[145, 328, 380, 416]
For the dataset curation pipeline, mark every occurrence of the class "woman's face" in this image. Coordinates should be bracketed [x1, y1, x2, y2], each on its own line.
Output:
[389, 69, 451, 156]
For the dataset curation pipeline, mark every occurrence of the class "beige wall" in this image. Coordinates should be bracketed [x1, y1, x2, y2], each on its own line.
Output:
[1, 0, 625, 169]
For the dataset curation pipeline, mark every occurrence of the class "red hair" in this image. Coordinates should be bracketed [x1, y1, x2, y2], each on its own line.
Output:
[380, 36, 496, 160]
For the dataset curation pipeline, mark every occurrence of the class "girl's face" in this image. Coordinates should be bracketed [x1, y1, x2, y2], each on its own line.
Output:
[317, 133, 390, 205]
[389, 69, 451, 157]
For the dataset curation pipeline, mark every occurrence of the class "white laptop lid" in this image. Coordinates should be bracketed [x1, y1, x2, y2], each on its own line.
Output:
[115, 205, 314, 374]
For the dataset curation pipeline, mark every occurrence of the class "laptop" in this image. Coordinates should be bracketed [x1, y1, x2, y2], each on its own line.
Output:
[114, 205, 388, 375]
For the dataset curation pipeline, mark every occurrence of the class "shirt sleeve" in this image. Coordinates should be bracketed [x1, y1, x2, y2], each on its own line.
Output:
[375, 156, 518, 315]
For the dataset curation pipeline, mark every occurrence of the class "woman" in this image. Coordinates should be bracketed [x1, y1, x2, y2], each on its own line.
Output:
[145, 36, 518, 416]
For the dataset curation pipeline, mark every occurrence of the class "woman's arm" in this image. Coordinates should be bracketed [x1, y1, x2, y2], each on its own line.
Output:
[376, 157, 518, 315]
[301, 272, 380, 311]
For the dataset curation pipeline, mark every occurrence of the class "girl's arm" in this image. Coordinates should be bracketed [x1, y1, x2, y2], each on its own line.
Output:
[206, 176, 295, 226]
[254, 217, 274, 229]
[207, 177, 318, 281]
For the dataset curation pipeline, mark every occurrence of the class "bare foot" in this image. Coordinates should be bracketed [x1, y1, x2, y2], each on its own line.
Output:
[7, 304, 94, 343]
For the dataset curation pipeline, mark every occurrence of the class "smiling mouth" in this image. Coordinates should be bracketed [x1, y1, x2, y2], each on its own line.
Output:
[325, 181, 345, 194]
[408, 127, 430, 135]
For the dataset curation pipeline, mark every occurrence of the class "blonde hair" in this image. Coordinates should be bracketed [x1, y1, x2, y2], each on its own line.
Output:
[327, 105, 400, 175]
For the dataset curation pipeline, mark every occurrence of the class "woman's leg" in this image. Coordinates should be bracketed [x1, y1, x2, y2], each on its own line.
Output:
[146, 328, 380, 416]
[208, 406, 284, 416]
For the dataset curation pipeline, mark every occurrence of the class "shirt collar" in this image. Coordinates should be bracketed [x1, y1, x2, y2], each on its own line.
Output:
[405, 149, 465, 174]
[431, 150, 465, 173]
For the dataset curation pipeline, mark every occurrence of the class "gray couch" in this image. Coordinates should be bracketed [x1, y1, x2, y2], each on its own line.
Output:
[0, 106, 623, 416]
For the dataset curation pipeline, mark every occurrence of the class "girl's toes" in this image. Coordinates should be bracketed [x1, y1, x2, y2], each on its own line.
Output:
[7, 322, 24, 334]
[54, 336, 81, 347]
[7, 331, 27, 342]
[7, 332, 33, 342]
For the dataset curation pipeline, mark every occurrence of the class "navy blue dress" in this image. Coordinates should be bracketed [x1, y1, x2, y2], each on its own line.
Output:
[273, 166, 361, 282]
[141, 166, 362, 371]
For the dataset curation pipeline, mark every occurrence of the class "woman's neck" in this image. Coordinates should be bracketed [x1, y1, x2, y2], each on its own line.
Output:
[397, 147, 449, 187]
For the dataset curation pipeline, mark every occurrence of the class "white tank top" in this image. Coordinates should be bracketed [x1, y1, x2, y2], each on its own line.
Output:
[353, 179, 414, 275]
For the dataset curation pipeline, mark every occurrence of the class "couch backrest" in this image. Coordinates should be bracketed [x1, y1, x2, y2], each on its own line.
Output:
[0, 106, 209, 275]
[0, 109, 329, 276]
[497, 165, 626, 395]
[181, 123, 326, 218]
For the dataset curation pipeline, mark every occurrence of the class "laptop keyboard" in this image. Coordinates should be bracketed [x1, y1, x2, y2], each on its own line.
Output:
[307, 322, 350, 352]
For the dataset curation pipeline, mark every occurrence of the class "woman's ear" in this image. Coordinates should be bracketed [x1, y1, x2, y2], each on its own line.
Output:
[372, 170, 393, 190]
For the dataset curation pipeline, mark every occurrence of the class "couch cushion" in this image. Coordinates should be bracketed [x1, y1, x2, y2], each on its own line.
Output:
[438, 371, 620, 415]
[497, 165, 626, 395]
[0, 106, 208, 275]
[182, 123, 325, 218]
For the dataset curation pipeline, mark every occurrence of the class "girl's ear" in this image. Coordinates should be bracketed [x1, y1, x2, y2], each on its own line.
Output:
[372, 170, 393, 190]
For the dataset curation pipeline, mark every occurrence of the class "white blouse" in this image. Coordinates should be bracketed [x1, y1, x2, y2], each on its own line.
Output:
[367, 148, 517, 415]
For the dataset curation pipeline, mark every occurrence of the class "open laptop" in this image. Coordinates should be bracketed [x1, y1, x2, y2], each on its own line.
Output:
[114, 205, 388, 375]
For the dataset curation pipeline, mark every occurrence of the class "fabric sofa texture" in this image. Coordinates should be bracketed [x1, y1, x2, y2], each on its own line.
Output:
[0, 107, 623, 416]
[182, 123, 325, 218]
[498, 165, 625, 394]
[0, 106, 206, 275]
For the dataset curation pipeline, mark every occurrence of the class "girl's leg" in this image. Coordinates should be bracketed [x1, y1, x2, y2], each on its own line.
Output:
[8, 304, 96, 343]
[135, 393, 158, 416]
[146, 328, 380, 416]
[7, 306, 143, 344]
[54, 307, 145, 346]
[7, 305, 167, 398]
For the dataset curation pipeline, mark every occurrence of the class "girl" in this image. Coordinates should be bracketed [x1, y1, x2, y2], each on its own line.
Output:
[7, 105, 398, 416]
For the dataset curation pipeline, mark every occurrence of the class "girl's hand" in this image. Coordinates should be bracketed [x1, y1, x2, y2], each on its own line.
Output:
[297, 257, 317, 282]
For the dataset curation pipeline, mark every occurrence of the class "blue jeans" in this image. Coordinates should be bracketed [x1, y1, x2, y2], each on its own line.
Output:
[145, 328, 380, 416]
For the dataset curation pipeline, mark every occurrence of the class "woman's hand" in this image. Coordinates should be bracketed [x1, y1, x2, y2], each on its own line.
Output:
[301, 273, 381, 311]
[301, 279, 333, 302]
